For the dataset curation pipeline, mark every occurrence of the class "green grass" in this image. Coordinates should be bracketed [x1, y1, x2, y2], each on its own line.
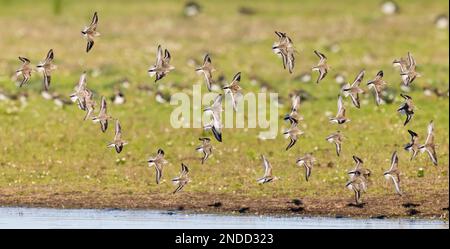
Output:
[0, 0, 448, 206]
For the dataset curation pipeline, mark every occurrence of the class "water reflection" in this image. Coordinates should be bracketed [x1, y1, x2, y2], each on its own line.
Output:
[0, 207, 447, 229]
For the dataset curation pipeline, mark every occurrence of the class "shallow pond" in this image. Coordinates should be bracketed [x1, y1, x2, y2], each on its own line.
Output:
[0, 207, 447, 229]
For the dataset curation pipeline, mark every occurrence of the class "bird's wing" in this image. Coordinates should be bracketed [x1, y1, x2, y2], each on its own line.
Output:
[425, 121, 434, 145]
[90, 12, 98, 30]
[352, 70, 365, 87]
[100, 96, 107, 115]
[115, 120, 121, 137]
[45, 49, 54, 64]
[389, 151, 398, 171]
[164, 49, 171, 64]
[386, 174, 402, 195]
[261, 155, 272, 177]
[155, 45, 163, 66]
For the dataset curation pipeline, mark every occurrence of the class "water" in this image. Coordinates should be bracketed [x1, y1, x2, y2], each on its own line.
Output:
[0, 207, 447, 229]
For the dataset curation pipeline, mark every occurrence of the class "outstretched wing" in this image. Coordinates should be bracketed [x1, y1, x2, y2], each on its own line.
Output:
[291, 95, 300, 112]
[337, 95, 345, 116]
[389, 151, 398, 171]
[115, 120, 122, 138]
[164, 49, 171, 64]
[386, 174, 402, 196]
[261, 155, 272, 177]
[19, 56, 30, 64]
[45, 49, 54, 64]
[181, 163, 189, 177]
[90, 12, 98, 30]
[203, 54, 212, 66]
[352, 70, 365, 87]
[407, 52, 416, 70]
[155, 45, 163, 66]
[314, 50, 327, 62]
[425, 121, 434, 145]
[100, 96, 107, 115]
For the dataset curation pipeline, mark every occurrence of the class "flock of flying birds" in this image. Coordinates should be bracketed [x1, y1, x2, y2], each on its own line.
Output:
[12, 12, 440, 203]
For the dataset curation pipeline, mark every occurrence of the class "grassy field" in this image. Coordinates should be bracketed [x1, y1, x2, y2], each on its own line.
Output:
[0, 0, 448, 219]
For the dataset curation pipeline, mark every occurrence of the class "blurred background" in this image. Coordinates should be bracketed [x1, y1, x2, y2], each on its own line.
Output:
[0, 0, 448, 206]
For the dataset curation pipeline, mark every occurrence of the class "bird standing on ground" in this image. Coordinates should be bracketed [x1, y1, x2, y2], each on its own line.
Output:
[111, 87, 126, 105]
[172, 163, 190, 194]
[397, 93, 415, 126]
[16, 57, 33, 87]
[296, 153, 315, 181]
[367, 70, 387, 106]
[419, 121, 438, 166]
[326, 131, 343, 156]
[195, 54, 215, 91]
[107, 119, 127, 153]
[81, 12, 100, 53]
[272, 31, 295, 73]
[36, 49, 56, 91]
[148, 45, 175, 82]
[203, 94, 223, 142]
[222, 72, 242, 112]
[330, 95, 350, 124]
[147, 149, 168, 184]
[342, 70, 365, 108]
[196, 137, 212, 164]
[312, 50, 329, 83]
[383, 151, 402, 196]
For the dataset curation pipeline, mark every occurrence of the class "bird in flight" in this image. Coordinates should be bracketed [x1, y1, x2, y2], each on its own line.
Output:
[257, 155, 278, 184]
[223, 72, 242, 112]
[283, 123, 304, 151]
[367, 70, 387, 106]
[147, 148, 169, 184]
[419, 121, 438, 166]
[394, 52, 421, 86]
[404, 129, 420, 161]
[284, 95, 303, 125]
[70, 72, 89, 110]
[383, 151, 402, 196]
[81, 12, 100, 53]
[83, 89, 96, 121]
[92, 96, 112, 132]
[107, 119, 128, 153]
[15, 56, 33, 87]
[397, 93, 414, 126]
[148, 45, 175, 82]
[203, 94, 223, 142]
[326, 131, 343, 156]
[196, 137, 212, 164]
[329, 95, 350, 124]
[348, 155, 371, 180]
[272, 31, 295, 73]
[346, 173, 367, 205]
[296, 153, 316, 182]
[172, 163, 190, 194]
[36, 49, 56, 91]
[342, 70, 365, 108]
[312, 50, 329, 83]
[195, 54, 215, 91]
